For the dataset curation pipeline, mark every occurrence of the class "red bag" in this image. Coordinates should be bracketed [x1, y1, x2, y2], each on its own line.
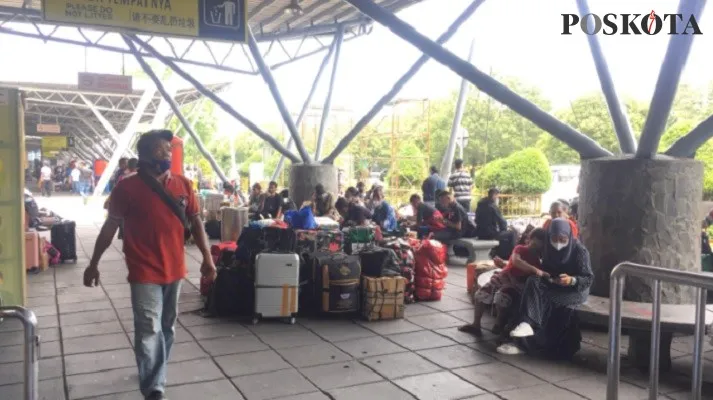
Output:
[414, 239, 448, 301]
[210, 242, 237, 266]
[425, 210, 446, 231]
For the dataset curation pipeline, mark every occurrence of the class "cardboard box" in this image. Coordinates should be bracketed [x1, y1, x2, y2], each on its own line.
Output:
[362, 276, 406, 321]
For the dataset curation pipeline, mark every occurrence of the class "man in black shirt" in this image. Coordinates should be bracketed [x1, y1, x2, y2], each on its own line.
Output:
[435, 191, 476, 243]
[336, 197, 372, 228]
[259, 181, 283, 219]
[474, 188, 515, 259]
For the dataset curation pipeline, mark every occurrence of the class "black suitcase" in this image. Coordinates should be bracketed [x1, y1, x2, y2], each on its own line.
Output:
[205, 220, 221, 240]
[262, 227, 296, 253]
[309, 252, 361, 314]
[358, 247, 401, 278]
[51, 220, 77, 263]
[204, 265, 255, 317]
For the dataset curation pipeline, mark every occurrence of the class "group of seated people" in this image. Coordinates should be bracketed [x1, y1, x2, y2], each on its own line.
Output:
[458, 199, 590, 358]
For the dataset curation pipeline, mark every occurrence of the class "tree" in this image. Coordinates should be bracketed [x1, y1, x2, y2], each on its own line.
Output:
[477, 148, 551, 195]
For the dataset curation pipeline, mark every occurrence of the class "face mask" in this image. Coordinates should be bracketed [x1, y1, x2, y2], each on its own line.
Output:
[494, 199, 499, 206]
[152, 159, 171, 174]
[551, 240, 569, 251]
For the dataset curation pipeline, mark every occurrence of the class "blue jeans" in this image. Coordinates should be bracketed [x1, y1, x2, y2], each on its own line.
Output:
[131, 280, 182, 397]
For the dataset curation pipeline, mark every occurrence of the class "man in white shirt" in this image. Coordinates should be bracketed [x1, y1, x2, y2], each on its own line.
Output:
[71, 167, 81, 194]
[40, 163, 53, 197]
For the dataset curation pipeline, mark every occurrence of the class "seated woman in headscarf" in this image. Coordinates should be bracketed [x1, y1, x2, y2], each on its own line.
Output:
[497, 218, 593, 357]
[370, 186, 398, 233]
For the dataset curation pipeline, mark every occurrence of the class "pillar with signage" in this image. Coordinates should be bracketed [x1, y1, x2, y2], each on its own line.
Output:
[0, 87, 27, 306]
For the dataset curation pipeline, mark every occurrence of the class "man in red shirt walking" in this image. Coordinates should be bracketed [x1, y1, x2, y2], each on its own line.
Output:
[84, 130, 216, 400]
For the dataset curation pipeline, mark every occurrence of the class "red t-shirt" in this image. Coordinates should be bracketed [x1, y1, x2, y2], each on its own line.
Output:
[109, 172, 198, 284]
[502, 244, 541, 278]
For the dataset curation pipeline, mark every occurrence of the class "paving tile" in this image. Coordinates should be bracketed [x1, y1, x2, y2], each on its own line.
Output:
[304, 322, 377, 343]
[329, 381, 414, 400]
[185, 322, 251, 340]
[27, 296, 58, 308]
[60, 309, 118, 326]
[37, 314, 59, 329]
[0, 341, 60, 363]
[299, 361, 383, 390]
[333, 336, 406, 358]
[275, 393, 330, 400]
[446, 309, 476, 323]
[498, 384, 587, 400]
[453, 362, 545, 392]
[0, 377, 65, 400]
[232, 368, 317, 400]
[361, 351, 442, 379]
[417, 344, 496, 369]
[277, 343, 353, 368]
[0, 356, 63, 385]
[0, 327, 59, 346]
[63, 333, 131, 355]
[433, 326, 497, 345]
[246, 321, 308, 334]
[110, 297, 134, 309]
[404, 303, 440, 317]
[57, 289, 107, 304]
[357, 319, 424, 336]
[61, 320, 124, 339]
[67, 366, 139, 399]
[394, 371, 484, 400]
[59, 300, 114, 314]
[165, 358, 225, 386]
[167, 379, 244, 400]
[65, 348, 136, 376]
[387, 330, 457, 351]
[31, 305, 58, 317]
[422, 296, 473, 312]
[215, 349, 291, 377]
[177, 312, 227, 327]
[166, 341, 208, 363]
[257, 330, 325, 349]
[559, 374, 650, 400]
[201, 335, 269, 356]
[407, 313, 464, 330]
[499, 355, 595, 383]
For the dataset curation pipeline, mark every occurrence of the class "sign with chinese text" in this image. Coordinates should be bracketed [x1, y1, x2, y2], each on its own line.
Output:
[37, 124, 61, 134]
[41, 0, 248, 42]
[78, 72, 133, 94]
[41, 136, 68, 153]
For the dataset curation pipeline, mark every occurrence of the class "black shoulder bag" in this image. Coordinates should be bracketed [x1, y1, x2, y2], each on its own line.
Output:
[138, 169, 192, 241]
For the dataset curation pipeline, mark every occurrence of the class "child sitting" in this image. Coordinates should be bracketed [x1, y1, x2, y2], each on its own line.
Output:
[459, 228, 548, 337]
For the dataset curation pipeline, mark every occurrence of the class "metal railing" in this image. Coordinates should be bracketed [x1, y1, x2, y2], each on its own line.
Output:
[0, 306, 39, 400]
[607, 262, 713, 400]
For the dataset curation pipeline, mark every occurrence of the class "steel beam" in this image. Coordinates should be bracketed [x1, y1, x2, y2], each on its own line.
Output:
[315, 25, 345, 161]
[322, 0, 485, 164]
[93, 85, 155, 196]
[442, 37, 475, 179]
[124, 35, 229, 183]
[129, 34, 301, 164]
[342, 0, 612, 160]
[576, 0, 636, 154]
[151, 79, 178, 130]
[272, 31, 340, 180]
[248, 29, 312, 163]
[664, 114, 713, 157]
[177, 99, 206, 142]
[636, 0, 707, 159]
[74, 125, 112, 157]
[78, 95, 123, 145]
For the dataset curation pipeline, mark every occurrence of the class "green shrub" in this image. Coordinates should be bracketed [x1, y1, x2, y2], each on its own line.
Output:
[477, 148, 552, 195]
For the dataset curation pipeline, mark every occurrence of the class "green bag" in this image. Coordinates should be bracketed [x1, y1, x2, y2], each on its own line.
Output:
[345, 227, 375, 243]
[702, 254, 713, 273]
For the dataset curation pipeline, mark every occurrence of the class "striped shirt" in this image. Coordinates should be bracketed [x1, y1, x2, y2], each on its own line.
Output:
[448, 170, 473, 201]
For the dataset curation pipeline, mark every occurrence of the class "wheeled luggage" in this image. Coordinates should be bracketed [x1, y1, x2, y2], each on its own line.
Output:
[205, 220, 221, 240]
[221, 207, 248, 243]
[210, 242, 238, 267]
[343, 226, 376, 255]
[310, 252, 361, 314]
[295, 230, 344, 255]
[254, 252, 300, 324]
[50, 220, 77, 263]
[25, 232, 40, 271]
[362, 276, 406, 321]
[358, 247, 401, 277]
[204, 265, 255, 317]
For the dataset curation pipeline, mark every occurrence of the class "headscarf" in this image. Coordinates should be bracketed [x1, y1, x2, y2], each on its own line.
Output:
[543, 217, 574, 271]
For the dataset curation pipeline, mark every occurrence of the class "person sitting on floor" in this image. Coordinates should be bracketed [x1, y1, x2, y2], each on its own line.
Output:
[459, 228, 547, 337]
[498, 218, 593, 356]
[312, 184, 339, 220]
[543, 201, 579, 239]
[434, 190, 476, 243]
[258, 181, 283, 219]
[336, 197, 372, 228]
[370, 186, 398, 233]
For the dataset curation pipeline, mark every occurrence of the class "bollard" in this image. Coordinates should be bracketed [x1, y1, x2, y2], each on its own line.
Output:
[0, 306, 40, 400]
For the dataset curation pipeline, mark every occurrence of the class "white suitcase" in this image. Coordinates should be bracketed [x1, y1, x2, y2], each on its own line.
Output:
[221, 207, 248, 242]
[254, 253, 300, 324]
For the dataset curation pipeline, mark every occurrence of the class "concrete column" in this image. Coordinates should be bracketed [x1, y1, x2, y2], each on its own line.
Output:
[289, 164, 338, 211]
[579, 156, 704, 304]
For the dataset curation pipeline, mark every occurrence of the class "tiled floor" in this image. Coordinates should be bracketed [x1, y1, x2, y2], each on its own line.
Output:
[1, 196, 712, 399]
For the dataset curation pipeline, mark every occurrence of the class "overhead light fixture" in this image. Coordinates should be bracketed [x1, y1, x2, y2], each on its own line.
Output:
[283, 0, 304, 16]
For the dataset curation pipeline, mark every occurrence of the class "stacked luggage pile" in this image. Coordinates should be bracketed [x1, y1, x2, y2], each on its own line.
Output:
[203, 209, 450, 324]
